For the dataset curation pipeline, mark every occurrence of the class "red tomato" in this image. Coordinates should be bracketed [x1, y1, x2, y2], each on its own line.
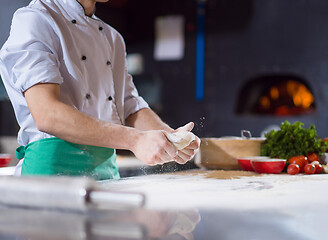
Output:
[287, 164, 300, 175]
[288, 156, 308, 172]
[304, 163, 316, 174]
[311, 161, 323, 174]
[306, 152, 320, 163]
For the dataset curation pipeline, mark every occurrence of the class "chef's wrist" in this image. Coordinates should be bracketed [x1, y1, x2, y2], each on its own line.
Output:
[124, 127, 143, 153]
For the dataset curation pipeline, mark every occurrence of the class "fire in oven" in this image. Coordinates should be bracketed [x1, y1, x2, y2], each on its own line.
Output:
[236, 75, 316, 116]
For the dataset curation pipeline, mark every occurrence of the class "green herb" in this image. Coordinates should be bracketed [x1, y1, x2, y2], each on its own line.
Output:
[260, 121, 328, 159]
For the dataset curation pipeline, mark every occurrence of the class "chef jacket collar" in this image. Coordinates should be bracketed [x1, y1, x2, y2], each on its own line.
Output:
[60, 0, 97, 20]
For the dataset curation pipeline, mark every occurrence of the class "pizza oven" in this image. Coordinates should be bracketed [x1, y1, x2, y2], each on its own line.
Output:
[236, 75, 315, 116]
[187, 0, 328, 138]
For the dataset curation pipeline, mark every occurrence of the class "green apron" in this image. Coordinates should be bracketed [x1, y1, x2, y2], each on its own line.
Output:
[16, 137, 120, 180]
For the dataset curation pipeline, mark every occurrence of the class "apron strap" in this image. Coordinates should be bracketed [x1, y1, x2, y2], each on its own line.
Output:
[16, 146, 25, 160]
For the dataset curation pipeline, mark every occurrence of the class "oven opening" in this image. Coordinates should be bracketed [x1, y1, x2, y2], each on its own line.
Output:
[236, 75, 316, 116]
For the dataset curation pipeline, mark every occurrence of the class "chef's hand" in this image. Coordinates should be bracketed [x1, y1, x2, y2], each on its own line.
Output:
[171, 122, 201, 165]
[131, 122, 200, 166]
[132, 130, 178, 166]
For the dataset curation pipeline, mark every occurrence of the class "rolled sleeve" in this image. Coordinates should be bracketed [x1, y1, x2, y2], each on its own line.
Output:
[13, 51, 63, 92]
[120, 50, 149, 119]
[1, 8, 63, 93]
[124, 95, 149, 119]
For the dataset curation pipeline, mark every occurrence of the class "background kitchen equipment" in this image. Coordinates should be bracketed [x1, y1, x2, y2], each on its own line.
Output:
[195, 130, 265, 170]
[0, 154, 11, 167]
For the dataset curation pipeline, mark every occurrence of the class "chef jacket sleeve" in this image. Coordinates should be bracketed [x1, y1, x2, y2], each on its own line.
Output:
[0, 8, 63, 93]
[116, 37, 149, 119]
[123, 70, 150, 119]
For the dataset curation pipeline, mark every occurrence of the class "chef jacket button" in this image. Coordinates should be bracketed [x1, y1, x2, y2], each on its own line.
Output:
[107, 96, 113, 101]
[72, 19, 77, 24]
[85, 94, 91, 99]
[106, 61, 111, 66]
[99, 26, 103, 31]
[82, 56, 87, 61]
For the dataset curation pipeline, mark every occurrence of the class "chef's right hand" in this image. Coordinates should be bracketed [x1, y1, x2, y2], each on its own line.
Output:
[132, 130, 178, 166]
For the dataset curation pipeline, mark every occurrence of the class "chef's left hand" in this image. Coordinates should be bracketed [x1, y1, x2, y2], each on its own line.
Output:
[171, 122, 201, 164]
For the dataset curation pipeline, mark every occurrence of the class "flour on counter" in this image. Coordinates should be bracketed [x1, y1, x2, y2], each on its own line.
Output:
[101, 171, 328, 211]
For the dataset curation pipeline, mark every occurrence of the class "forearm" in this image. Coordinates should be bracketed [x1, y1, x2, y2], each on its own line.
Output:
[23, 83, 198, 166]
[39, 101, 140, 150]
[24, 83, 140, 150]
[125, 108, 173, 132]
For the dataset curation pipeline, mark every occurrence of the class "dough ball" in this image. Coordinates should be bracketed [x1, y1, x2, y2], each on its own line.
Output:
[166, 131, 196, 150]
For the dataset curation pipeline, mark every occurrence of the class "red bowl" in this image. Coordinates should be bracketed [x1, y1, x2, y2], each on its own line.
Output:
[0, 154, 12, 168]
[251, 158, 286, 174]
[237, 156, 269, 171]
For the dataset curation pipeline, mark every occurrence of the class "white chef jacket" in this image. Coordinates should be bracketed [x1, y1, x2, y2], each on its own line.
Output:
[0, 0, 149, 147]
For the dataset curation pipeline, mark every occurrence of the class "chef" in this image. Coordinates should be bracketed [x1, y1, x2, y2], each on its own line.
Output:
[0, 0, 200, 180]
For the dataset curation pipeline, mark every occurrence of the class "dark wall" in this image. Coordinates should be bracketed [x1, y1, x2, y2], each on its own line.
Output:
[96, 0, 208, 136]
[96, 0, 202, 130]
[97, 0, 328, 138]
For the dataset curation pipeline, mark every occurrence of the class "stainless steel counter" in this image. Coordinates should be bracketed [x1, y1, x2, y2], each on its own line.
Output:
[1, 170, 327, 240]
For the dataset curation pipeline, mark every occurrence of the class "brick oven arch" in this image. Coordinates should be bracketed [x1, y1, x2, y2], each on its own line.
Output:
[235, 75, 316, 116]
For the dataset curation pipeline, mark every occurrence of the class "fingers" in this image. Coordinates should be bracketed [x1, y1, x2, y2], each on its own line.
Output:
[164, 134, 199, 165]
[174, 122, 194, 133]
[175, 147, 196, 164]
[149, 133, 178, 165]
[147, 151, 175, 166]
[174, 156, 187, 165]
[158, 148, 176, 164]
[136, 129, 200, 166]
[163, 139, 178, 159]
[173, 137, 201, 165]
[179, 147, 195, 157]
[174, 151, 191, 164]
[181, 136, 201, 151]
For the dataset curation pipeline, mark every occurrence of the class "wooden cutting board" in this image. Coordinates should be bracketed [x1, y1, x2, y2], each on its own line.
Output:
[195, 137, 265, 170]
